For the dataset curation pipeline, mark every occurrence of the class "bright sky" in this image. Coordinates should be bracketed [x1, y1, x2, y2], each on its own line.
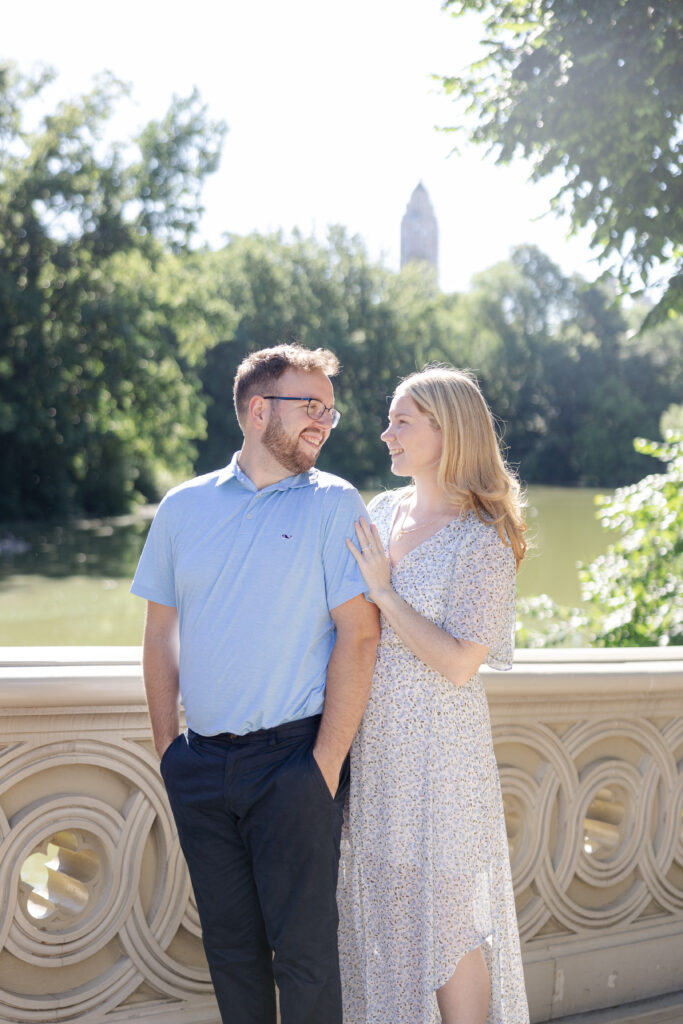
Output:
[4, 0, 600, 293]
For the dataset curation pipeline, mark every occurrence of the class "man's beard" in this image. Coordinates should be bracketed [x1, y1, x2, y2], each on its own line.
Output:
[262, 412, 321, 474]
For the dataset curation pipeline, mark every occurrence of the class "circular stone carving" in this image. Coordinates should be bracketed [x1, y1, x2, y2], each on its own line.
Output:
[19, 828, 104, 928]
[0, 737, 212, 1023]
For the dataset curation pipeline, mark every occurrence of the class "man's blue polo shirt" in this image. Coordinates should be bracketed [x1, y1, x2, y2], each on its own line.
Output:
[130, 452, 368, 736]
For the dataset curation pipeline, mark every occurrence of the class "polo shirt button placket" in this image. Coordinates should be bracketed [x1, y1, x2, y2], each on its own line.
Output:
[246, 493, 264, 521]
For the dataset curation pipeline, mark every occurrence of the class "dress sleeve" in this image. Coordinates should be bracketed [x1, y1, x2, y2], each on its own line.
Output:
[367, 490, 393, 519]
[367, 488, 404, 540]
[443, 519, 516, 671]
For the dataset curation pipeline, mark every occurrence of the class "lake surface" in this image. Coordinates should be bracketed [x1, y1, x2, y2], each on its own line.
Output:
[0, 487, 612, 646]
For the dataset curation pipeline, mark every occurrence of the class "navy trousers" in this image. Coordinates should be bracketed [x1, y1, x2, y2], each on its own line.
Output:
[160, 715, 348, 1024]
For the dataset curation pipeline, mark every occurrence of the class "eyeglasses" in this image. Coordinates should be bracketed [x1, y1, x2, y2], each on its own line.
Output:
[262, 396, 341, 428]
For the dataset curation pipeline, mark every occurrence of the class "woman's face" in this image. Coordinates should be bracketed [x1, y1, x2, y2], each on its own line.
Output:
[381, 390, 442, 478]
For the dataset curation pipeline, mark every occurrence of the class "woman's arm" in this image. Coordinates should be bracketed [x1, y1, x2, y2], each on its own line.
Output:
[347, 518, 488, 688]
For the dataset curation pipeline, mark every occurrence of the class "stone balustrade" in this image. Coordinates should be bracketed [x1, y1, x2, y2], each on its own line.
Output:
[0, 647, 681, 1023]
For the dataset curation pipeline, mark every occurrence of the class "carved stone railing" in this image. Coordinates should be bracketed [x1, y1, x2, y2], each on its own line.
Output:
[486, 648, 683, 1021]
[0, 647, 681, 1023]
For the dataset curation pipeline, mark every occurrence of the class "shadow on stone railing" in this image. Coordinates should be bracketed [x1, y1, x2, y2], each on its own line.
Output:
[0, 647, 681, 1023]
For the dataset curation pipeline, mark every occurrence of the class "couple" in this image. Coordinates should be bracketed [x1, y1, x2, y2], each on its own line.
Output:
[131, 343, 529, 1024]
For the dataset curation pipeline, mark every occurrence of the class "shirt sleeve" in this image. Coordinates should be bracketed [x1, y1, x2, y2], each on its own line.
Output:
[443, 520, 516, 671]
[130, 496, 177, 607]
[321, 486, 370, 611]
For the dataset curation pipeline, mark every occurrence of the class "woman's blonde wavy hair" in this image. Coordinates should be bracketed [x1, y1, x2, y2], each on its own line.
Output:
[396, 365, 527, 567]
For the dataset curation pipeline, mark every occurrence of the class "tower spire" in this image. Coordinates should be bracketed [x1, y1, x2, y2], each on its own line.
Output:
[400, 183, 438, 277]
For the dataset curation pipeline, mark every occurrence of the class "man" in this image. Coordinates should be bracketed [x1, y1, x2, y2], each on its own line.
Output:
[131, 343, 379, 1024]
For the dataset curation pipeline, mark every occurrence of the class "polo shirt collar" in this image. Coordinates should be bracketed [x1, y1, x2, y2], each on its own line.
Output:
[215, 451, 318, 492]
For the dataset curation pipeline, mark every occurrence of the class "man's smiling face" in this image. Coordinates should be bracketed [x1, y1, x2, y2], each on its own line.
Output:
[261, 367, 334, 475]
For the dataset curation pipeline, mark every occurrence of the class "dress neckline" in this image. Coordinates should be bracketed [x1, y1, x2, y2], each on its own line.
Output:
[385, 493, 464, 569]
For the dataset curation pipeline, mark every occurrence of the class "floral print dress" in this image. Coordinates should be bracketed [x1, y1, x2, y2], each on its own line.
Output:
[337, 490, 529, 1024]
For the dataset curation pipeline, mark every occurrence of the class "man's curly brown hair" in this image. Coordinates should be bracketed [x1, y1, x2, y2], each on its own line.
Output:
[233, 343, 340, 430]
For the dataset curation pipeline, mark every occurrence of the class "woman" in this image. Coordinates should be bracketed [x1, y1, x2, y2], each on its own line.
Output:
[337, 367, 529, 1024]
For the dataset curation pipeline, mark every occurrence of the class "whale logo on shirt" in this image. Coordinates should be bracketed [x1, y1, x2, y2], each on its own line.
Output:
[281, 534, 293, 540]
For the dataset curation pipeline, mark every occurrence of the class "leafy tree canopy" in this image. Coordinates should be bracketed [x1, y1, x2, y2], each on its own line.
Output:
[440, 0, 683, 326]
[1, 58, 681, 519]
[0, 64, 228, 519]
[456, 244, 681, 486]
[193, 235, 682, 492]
[194, 228, 455, 485]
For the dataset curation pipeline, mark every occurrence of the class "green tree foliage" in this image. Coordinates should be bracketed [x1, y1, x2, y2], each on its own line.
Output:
[195, 228, 465, 485]
[580, 435, 683, 645]
[456, 245, 680, 486]
[660, 403, 683, 434]
[191, 236, 680, 492]
[440, 0, 683, 325]
[0, 64, 228, 518]
[1, 58, 680, 518]
[518, 433, 683, 647]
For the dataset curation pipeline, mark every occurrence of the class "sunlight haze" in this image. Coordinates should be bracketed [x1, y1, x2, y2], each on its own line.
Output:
[4, 0, 600, 292]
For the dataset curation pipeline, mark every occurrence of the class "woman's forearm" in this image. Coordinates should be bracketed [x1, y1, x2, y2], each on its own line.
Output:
[346, 517, 488, 687]
[371, 586, 487, 687]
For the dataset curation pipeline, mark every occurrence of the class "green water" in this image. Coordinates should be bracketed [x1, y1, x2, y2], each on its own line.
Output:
[517, 486, 608, 605]
[0, 513, 152, 646]
[0, 487, 610, 646]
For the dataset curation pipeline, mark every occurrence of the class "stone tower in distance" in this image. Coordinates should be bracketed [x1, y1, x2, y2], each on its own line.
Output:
[400, 182, 438, 276]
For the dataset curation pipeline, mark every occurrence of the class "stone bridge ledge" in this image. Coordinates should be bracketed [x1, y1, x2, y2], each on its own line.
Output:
[0, 647, 681, 1023]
